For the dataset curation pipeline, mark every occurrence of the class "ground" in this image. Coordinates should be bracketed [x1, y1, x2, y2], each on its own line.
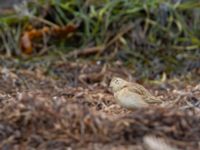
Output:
[0, 58, 200, 150]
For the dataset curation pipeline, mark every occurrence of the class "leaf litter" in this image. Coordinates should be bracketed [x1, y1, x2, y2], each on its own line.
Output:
[0, 60, 200, 150]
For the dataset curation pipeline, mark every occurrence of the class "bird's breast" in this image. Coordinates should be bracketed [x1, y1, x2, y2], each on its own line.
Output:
[114, 89, 148, 108]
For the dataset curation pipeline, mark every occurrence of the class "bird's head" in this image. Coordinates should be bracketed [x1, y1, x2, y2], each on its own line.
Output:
[109, 77, 128, 93]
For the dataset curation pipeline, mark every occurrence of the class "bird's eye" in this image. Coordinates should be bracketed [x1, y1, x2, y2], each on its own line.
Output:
[115, 80, 119, 84]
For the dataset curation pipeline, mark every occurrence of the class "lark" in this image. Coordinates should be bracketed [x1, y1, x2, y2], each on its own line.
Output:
[109, 77, 162, 109]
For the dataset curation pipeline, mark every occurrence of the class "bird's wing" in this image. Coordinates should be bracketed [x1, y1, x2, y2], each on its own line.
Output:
[127, 83, 162, 104]
[127, 83, 150, 96]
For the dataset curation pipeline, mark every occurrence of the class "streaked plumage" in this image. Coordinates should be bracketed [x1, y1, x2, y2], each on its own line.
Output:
[109, 77, 162, 108]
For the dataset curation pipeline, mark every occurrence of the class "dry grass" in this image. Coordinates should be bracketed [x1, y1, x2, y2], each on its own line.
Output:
[0, 61, 200, 150]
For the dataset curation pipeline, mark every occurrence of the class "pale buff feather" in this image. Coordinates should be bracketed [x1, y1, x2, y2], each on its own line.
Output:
[109, 77, 162, 108]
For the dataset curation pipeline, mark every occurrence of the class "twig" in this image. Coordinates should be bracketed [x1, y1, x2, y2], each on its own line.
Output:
[67, 46, 105, 58]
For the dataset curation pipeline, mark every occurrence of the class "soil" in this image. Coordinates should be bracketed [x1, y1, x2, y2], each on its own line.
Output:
[0, 59, 199, 150]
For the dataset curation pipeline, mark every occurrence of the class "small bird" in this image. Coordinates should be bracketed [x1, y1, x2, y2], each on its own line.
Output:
[109, 77, 162, 109]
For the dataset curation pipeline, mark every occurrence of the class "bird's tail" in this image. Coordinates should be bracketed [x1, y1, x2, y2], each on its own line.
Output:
[148, 96, 162, 104]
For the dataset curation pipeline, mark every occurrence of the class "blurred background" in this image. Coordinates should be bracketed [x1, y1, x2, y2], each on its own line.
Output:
[0, 0, 199, 81]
